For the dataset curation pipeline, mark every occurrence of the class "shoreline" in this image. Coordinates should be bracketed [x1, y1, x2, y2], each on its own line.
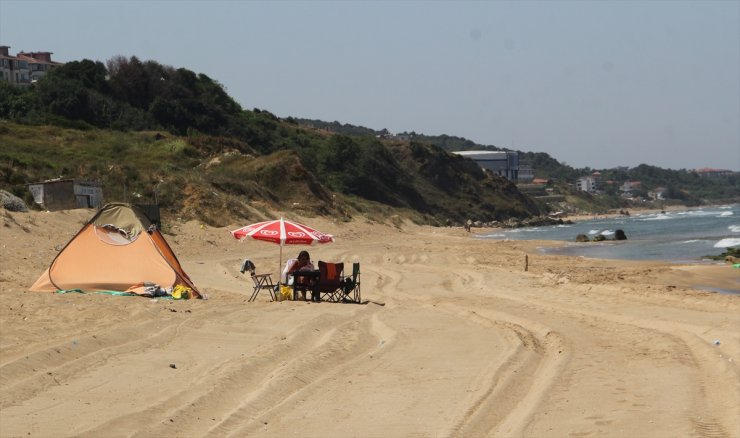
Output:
[513, 238, 739, 294]
[563, 203, 737, 223]
[468, 217, 739, 295]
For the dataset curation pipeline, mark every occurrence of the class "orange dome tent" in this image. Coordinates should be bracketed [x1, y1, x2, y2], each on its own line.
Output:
[30, 203, 201, 298]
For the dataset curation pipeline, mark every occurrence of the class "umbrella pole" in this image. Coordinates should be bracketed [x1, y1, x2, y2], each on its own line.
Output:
[278, 244, 283, 285]
[278, 218, 284, 285]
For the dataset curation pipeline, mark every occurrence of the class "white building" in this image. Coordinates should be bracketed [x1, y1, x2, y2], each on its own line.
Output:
[576, 176, 597, 192]
[648, 187, 667, 200]
[575, 172, 602, 193]
[452, 150, 520, 180]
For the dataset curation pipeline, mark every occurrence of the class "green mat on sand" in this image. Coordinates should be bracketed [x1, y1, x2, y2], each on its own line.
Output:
[56, 289, 139, 297]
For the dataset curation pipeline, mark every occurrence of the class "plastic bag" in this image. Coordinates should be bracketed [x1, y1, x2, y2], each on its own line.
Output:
[277, 284, 293, 301]
[172, 285, 191, 300]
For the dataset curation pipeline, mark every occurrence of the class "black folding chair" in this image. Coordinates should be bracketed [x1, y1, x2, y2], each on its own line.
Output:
[241, 259, 278, 302]
[341, 262, 361, 303]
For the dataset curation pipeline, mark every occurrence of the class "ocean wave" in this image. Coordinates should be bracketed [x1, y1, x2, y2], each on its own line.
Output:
[510, 227, 548, 233]
[682, 209, 722, 217]
[478, 233, 507, 239]
[587, 229, 615, 236]
[640, 214, 671, 221]
[718, 211, 733, 217]
[729, 225, 740, 233]
[714, 238, 740, 248]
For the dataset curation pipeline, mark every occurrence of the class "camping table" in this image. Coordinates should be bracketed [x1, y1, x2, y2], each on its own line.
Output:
[288, 270, 320, 301]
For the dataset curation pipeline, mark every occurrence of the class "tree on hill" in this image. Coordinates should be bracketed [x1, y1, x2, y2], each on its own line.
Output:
[0, 56, 244, 136]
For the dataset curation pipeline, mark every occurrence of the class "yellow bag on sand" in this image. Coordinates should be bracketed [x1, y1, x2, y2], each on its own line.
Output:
[172, 285, 191, 300]
[277, 284, 292, 302]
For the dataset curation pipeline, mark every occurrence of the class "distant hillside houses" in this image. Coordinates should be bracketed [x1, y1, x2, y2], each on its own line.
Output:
[376, 129, 411, 142]
[0, 45, 63, 86]
[452, 150, 534, 182]
[648, 187, 667, 201]
[574, 176, 649, 199]
[694, 168, 735, 178]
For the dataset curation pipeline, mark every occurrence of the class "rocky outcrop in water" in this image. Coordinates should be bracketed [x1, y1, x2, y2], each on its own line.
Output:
[501, 216, 573, 229]
[575, 229, 628, 242]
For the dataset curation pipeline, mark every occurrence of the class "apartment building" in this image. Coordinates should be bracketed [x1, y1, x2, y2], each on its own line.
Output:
[1, 46, 63, 86]
[576, 176, 597, 192]
[576, 172, 601, 193]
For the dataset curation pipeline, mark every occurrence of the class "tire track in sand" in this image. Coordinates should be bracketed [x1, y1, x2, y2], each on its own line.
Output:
[70, 307, 382, 438]
[222, 311, 396, 437]
[417, 298, 568, 438]
[485, 284, 738, 438]
[0, 318, 190, 409]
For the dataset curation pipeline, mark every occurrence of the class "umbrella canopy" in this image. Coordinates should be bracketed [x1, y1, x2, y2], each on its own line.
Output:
[230, 218, 334, 282]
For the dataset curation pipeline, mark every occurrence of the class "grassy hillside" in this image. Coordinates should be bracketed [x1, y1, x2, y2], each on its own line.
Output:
[296, 119, 740, 205]
[0, 57, 544, 225]
[0, 121, 541, 226]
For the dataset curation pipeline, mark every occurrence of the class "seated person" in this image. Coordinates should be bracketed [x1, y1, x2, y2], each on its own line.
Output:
[285, 250, 315, 300]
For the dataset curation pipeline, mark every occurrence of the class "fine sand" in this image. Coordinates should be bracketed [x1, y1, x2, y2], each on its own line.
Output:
[1, 208, 738, 438]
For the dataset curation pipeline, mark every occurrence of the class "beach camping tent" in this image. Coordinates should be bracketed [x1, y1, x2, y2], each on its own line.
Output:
[29, 203, 201, 298]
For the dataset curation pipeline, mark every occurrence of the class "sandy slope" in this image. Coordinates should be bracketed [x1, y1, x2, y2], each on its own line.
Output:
[1, 209, 738, 438]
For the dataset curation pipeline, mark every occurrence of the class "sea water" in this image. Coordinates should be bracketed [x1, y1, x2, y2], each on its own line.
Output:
[477, 204, 740, 264]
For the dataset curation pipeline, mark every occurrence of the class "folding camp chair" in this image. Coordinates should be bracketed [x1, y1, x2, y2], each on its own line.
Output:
[341, 262, 361, 303]
[312, 261, 344, 303]
[240, 259, 278, 302]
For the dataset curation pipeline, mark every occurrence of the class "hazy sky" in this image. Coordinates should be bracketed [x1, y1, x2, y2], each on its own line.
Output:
[1, 0, 739, 171]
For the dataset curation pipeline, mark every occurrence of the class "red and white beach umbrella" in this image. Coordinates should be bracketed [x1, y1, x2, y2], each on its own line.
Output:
[230, 218, 334, 280]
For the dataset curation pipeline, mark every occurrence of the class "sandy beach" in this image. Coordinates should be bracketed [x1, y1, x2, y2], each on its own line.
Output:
[1, 208, 738, 438]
